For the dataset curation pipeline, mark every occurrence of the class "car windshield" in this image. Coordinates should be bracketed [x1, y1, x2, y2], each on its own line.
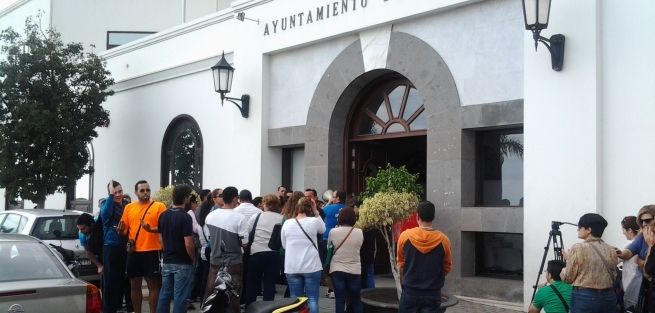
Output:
[32, 216, 80, 240]
[0, 241, 68, 282]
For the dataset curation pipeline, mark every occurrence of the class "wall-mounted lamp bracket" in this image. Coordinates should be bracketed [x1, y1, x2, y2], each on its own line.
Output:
[532, 30, 565, 71]
[221, 93, 250, 118]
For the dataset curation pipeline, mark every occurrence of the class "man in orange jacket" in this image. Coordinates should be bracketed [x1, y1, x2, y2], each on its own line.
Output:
[396, 201, 452, 313]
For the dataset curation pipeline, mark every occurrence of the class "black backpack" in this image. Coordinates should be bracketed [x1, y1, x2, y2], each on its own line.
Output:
[86, 215, 104, 258]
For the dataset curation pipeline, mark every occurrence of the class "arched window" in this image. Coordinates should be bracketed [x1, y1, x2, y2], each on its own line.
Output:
[161, 116, 203, 190]
[352, 79, 426, 139]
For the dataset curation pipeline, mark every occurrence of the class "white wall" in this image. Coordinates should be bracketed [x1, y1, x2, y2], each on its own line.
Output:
[92, 65, 267, 204]
[394, 0, 523, 107]
[601, 1, 655, 246]
[95, 9, 266, 202]
[521, 0, 655, 308]
[51, 0, 185, 52]
[268, 35, 357, 129]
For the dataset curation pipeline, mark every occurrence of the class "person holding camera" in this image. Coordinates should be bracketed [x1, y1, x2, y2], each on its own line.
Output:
[563, 213, 618, 313]
[529, 260, 572, 313]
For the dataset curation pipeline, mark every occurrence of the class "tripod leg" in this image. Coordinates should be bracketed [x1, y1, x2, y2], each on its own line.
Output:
[532, 231, 554, 302]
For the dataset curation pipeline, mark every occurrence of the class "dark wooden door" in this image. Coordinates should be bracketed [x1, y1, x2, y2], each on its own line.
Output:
[347, 136, 426, 197]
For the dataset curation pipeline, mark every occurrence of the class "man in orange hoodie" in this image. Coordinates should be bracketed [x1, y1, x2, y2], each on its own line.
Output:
[396, 201, 452, 313]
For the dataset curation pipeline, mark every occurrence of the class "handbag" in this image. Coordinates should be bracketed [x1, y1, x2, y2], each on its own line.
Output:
[126, 201, 154, 254]
[324, 226, 355, 273]
[268, 222, 283, 251]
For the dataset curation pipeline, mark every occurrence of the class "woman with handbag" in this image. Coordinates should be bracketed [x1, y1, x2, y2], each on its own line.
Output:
[327, 207, 364, 313]
[563, 213, 619, 313]
[281, 197, 325, 313]
[244, 194, 284, 307]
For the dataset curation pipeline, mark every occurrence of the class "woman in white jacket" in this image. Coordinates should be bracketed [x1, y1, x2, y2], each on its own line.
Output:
[281, 197, 325, 313]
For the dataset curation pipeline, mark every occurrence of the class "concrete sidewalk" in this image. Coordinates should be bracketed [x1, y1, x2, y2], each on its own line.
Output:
[138, 276, 524, 313]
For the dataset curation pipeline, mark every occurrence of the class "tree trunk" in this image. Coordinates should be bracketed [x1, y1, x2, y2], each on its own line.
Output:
[36, 199, 45, 208]
[380, 227, 402, 300]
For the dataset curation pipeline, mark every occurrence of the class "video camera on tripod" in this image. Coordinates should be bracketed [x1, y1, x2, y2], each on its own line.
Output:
[531, 221, 578, 302]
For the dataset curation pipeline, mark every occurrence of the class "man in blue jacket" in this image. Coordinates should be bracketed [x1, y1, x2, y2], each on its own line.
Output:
[100, 180, 131, 313]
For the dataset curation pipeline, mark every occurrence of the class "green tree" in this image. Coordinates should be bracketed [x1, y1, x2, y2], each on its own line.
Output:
[0, 16, 114, 207]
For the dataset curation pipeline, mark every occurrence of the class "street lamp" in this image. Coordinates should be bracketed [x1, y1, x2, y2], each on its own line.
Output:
[522, 0, 565, 71]
[211, 51, 250, 118]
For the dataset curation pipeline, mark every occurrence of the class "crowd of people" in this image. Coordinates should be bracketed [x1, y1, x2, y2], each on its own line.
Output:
[74, 180, 453, 313]
[529, 206, 655, 313]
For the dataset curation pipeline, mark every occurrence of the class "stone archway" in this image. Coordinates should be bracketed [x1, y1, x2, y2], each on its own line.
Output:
[304, 31, 461, 209]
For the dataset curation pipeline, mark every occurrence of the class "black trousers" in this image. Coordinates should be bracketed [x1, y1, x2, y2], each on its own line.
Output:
[244, 251, 282, 307]
[102, 245, 127, 313]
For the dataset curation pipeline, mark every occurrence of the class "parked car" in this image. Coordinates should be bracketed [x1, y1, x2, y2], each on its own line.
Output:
[0, 234, 102, 313]
[0, 209, 100, 282]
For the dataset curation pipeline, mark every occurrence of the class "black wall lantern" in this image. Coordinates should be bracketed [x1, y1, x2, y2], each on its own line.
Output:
[522, 0, 565, 71]
[211, 51, 250, 118]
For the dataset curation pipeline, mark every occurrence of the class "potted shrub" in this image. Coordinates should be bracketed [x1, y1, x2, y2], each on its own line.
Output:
[357, 164, 421, 299]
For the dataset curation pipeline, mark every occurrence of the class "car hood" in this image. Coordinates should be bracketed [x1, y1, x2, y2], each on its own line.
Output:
[0, 278, 87, 313]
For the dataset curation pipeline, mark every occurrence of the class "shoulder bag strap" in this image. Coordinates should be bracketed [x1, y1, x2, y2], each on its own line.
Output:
[588, 241, 617, 283]
[333, 227, 355, 255]
[295, 218, 318, 251]
[132, 201, 155, 242]
[201, 224, 209, 242]
[548, 284, 570, 312]
[248, 213, 262, 245]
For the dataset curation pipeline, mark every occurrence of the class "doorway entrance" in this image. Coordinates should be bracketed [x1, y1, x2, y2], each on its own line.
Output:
[345, 76, 427, 197]
[344, 75, 427, 274]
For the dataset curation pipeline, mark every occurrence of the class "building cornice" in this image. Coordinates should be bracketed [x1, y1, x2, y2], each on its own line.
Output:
[232, 0, 273, 12]
[100, 0, 274, 59]
[100, 9, 234, 59]
[111, 52, 232, 92]
[0, 0, 31, 17]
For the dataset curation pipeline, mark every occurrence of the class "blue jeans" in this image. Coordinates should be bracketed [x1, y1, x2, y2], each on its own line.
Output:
[286, 271, 322, 313]
[571, 288, 616, 313]
[399, 292, 441, 313]
[157, 263, 195, 313]
[330, 271, 362, 313]
[363, 264, 375, 288]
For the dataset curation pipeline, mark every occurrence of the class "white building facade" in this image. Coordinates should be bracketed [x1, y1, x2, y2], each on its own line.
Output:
[2, 0, 655, 307]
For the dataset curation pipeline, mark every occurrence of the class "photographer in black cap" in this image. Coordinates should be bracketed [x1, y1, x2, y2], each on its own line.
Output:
[563, 213, 618, 313]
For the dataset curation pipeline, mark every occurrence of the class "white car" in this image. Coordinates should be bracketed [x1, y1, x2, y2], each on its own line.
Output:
[0, 209, 101, 282]
[0, 234, 102, 313]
